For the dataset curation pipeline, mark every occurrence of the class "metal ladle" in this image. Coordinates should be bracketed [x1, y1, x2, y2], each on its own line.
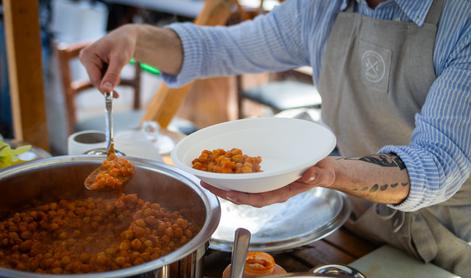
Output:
[230, 228, 251, 278]
[84, 91, 125, 156]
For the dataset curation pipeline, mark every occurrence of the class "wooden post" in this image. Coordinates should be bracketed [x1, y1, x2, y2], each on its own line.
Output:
[4, 0, 49, 149]
[141, 0, 237, 128]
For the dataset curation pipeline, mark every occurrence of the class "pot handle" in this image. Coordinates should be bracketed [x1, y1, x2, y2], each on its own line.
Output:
[230, 228, 251, 278]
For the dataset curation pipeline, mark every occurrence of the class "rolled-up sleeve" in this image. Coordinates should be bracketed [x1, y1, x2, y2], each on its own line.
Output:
[380, 33, 471, 212]
[162, 0, 308, 87]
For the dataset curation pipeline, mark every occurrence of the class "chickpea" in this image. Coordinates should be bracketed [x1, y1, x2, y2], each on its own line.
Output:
[134, 218, 145, 227]
[19, 231, 32, 240]
[145, 216, 158, 226]
[105, 247, 117, 256]
[174, 227, 183, 237]
[96, 252, 108, 265]
[19, 240, 33, 252]
[115, 256, 126, 266]
[131, 239, 142, 251]
[119, 240, 130, 251]
[132, 225, 147, 237]
[133, 257, 144, 265]
[144, 240, 153, 248]
[185, 229, 193, 238]
[58, 232, 67, 239]
[165, 227, 174, 237]
[79, 253, 90, 263]
[61, 256, 71, 266]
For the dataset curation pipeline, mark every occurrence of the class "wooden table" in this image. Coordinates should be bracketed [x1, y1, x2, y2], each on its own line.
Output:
[202, 227, 378, 277]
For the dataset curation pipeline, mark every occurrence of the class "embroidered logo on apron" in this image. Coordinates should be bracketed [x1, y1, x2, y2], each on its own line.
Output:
[358, 40, 391, 92]
[361, 50, 386, 83]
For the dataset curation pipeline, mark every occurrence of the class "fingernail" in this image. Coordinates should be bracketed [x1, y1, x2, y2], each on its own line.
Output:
[307, 174, 318, 183]
[102, 82, 112, 91]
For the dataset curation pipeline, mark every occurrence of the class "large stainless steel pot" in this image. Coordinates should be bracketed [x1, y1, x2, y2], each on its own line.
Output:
[0, 156, 221, 278]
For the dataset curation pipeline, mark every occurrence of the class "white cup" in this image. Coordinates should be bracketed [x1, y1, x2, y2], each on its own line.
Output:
[67, 130, 106, 155]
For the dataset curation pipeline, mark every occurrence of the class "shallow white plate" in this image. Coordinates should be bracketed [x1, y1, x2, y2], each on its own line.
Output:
[171, 117, 336, 193]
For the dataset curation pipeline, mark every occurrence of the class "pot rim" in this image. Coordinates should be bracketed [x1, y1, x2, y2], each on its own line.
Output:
[0, 155, 221, 278]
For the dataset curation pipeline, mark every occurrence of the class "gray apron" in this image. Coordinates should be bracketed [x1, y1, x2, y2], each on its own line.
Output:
[318, 0, 471, 275]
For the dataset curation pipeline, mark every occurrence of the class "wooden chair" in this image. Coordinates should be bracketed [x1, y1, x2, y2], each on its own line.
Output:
[230, 0, 321, 118]
[54, 41, 141, 135]
[236, 69, 322, 118]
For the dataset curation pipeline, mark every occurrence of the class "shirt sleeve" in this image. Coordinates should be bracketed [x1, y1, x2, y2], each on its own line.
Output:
[380, 31, 471, 212]
[161, 0, 309, 87]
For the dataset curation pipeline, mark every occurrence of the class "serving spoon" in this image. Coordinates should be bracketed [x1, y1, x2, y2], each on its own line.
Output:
[230, 228, 251, 278]
[84, 91, 125, 156]
[84, 91, 133, 190]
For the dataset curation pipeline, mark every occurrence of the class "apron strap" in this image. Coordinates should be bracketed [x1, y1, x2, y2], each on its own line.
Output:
[424, 0, 445, 25]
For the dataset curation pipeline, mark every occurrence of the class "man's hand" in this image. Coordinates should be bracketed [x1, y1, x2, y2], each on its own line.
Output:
[79, 24, 183, 94]
[201, 157, 337, 207]
[79, 24, 138, 94]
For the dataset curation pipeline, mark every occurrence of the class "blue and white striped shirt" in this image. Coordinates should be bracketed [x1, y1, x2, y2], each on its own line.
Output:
[163, 0, 471, 212]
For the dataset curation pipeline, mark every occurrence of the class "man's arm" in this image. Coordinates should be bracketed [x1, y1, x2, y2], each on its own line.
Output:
[162, 0, 309, 87]
[80, 0, 309, 92]
[330, 155, 409, 204]
[201, 154, 410, 208]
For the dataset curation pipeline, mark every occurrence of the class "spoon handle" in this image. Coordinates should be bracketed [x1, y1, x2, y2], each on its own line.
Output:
[230, 228, 251, 278]
[104, 91, 114, 149]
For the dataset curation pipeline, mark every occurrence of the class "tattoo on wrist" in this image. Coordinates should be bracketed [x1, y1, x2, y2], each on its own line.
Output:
[353, 182, 409, 193]
[344, 154, 406, 170]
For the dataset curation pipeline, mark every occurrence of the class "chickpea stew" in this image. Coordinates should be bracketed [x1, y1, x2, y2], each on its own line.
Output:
[85, 144, 134, 191]
[192, 148, 262, 173]
[0, 194, 196, 274]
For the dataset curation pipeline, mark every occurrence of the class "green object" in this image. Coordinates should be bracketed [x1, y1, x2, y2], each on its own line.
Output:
[130, 58, 160, 76]
[0, 140, 31, 169]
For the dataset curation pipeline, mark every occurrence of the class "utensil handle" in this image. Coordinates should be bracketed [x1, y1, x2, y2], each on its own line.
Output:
[230, 228, 251, 278]
[104, 91, 114, 149]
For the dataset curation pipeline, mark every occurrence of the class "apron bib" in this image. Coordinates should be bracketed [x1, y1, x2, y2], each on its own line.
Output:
[318, 0, 471, 275]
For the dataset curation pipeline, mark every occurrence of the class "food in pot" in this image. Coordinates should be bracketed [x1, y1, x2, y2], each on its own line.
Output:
[0, 194, 196, 274]
[192, 148, 262, 173]
[84, 144, 134, 191]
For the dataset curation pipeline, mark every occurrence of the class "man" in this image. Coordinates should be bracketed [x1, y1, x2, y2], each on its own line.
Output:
[80, 0, 471, 275]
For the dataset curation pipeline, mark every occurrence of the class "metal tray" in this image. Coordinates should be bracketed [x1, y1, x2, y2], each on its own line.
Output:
[210, 188, 351, 252]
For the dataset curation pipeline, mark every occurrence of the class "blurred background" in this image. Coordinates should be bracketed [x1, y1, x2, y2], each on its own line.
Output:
[0, 0, 319, 155]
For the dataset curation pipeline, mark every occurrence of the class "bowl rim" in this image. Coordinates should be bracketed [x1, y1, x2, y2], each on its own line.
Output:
[171, 117, 336, 180]
[0, 155, 221, 278]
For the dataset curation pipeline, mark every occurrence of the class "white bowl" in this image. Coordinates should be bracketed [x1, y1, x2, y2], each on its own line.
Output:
[171, 117, 336, 193]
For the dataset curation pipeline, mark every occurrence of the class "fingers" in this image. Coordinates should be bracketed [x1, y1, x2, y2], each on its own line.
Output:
[79, 30, 133, 96]
[201, 181, 315, 208]
[100, 54, 126, 92]
[79, 48, 103, 89]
